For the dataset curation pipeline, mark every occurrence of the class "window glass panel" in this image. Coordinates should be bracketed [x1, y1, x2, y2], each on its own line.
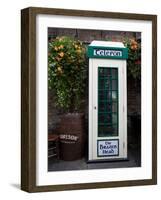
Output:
[112, 91, 117, 100]
[112, 68, 118, 78]
[112, 113, 117, 124]
[107, 102, 112, 112]
[112, 102, 117, 112]
[98, 125, 118, 137]
[105, 79, 110, 90]
[99, 102, 106, 112]
[98, 67, 118, 137]
[107, 91, 111, 100]
[112, 80, 117, 90]
[112, 125, 118, 136]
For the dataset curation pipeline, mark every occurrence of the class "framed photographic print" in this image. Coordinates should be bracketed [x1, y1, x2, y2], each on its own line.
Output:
[21, 7, 157, 192]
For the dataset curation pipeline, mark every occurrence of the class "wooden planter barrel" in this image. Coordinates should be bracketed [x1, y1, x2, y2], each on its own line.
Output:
[59, 113, 85, 161]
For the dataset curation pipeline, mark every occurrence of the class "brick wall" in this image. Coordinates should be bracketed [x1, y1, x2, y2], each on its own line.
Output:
[48, 90, 61, 131]
[48, 28, 139, 44]
[127, 78, 141, 115]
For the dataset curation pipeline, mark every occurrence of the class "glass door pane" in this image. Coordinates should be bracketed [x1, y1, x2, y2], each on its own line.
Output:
[98, 67, 118, 137]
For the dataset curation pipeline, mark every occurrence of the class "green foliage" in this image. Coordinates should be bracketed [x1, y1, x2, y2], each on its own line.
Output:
[124, 38, 141, 80]
[48, 36, 87, 112]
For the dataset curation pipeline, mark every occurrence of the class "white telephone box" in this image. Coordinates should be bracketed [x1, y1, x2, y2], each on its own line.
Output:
[88, 41, 128, 161]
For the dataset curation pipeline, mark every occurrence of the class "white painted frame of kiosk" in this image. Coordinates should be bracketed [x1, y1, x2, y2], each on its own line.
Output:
[88, 41, 128, 161]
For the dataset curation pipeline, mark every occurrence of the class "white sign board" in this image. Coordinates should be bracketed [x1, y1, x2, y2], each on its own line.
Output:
[98, 140, 119, 156]
[93, 49, 122, 57]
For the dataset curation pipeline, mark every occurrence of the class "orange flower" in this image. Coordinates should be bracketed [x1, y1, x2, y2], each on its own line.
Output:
[55, 56, 61, 61]
[132, 41, 137, 45]
[57, 66, 63, 75]
[130, 39, 137, 44]
[130, 39, 138, 50]
[54, 46, 58, 51]
[58, 37, 65, 42]
[59, 52, 64, 57]
[59, 45, 64, 49]
[131, 44, 138, 50]
[76, 49, 81, 54]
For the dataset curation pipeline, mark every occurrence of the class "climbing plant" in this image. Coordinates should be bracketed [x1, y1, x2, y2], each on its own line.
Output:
[48, 36, 87, 112]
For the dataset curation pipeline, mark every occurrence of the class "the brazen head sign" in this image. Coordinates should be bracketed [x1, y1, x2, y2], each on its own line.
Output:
[97, 140, 119, 157]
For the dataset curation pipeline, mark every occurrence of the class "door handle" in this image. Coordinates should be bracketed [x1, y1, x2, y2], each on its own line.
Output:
[94, 106, 97, 110]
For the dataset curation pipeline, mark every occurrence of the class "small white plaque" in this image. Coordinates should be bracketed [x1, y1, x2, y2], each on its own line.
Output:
[98, 140, 119, 156]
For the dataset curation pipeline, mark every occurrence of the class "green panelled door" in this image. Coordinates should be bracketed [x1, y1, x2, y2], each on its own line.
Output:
[98, 67, 118, 137]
